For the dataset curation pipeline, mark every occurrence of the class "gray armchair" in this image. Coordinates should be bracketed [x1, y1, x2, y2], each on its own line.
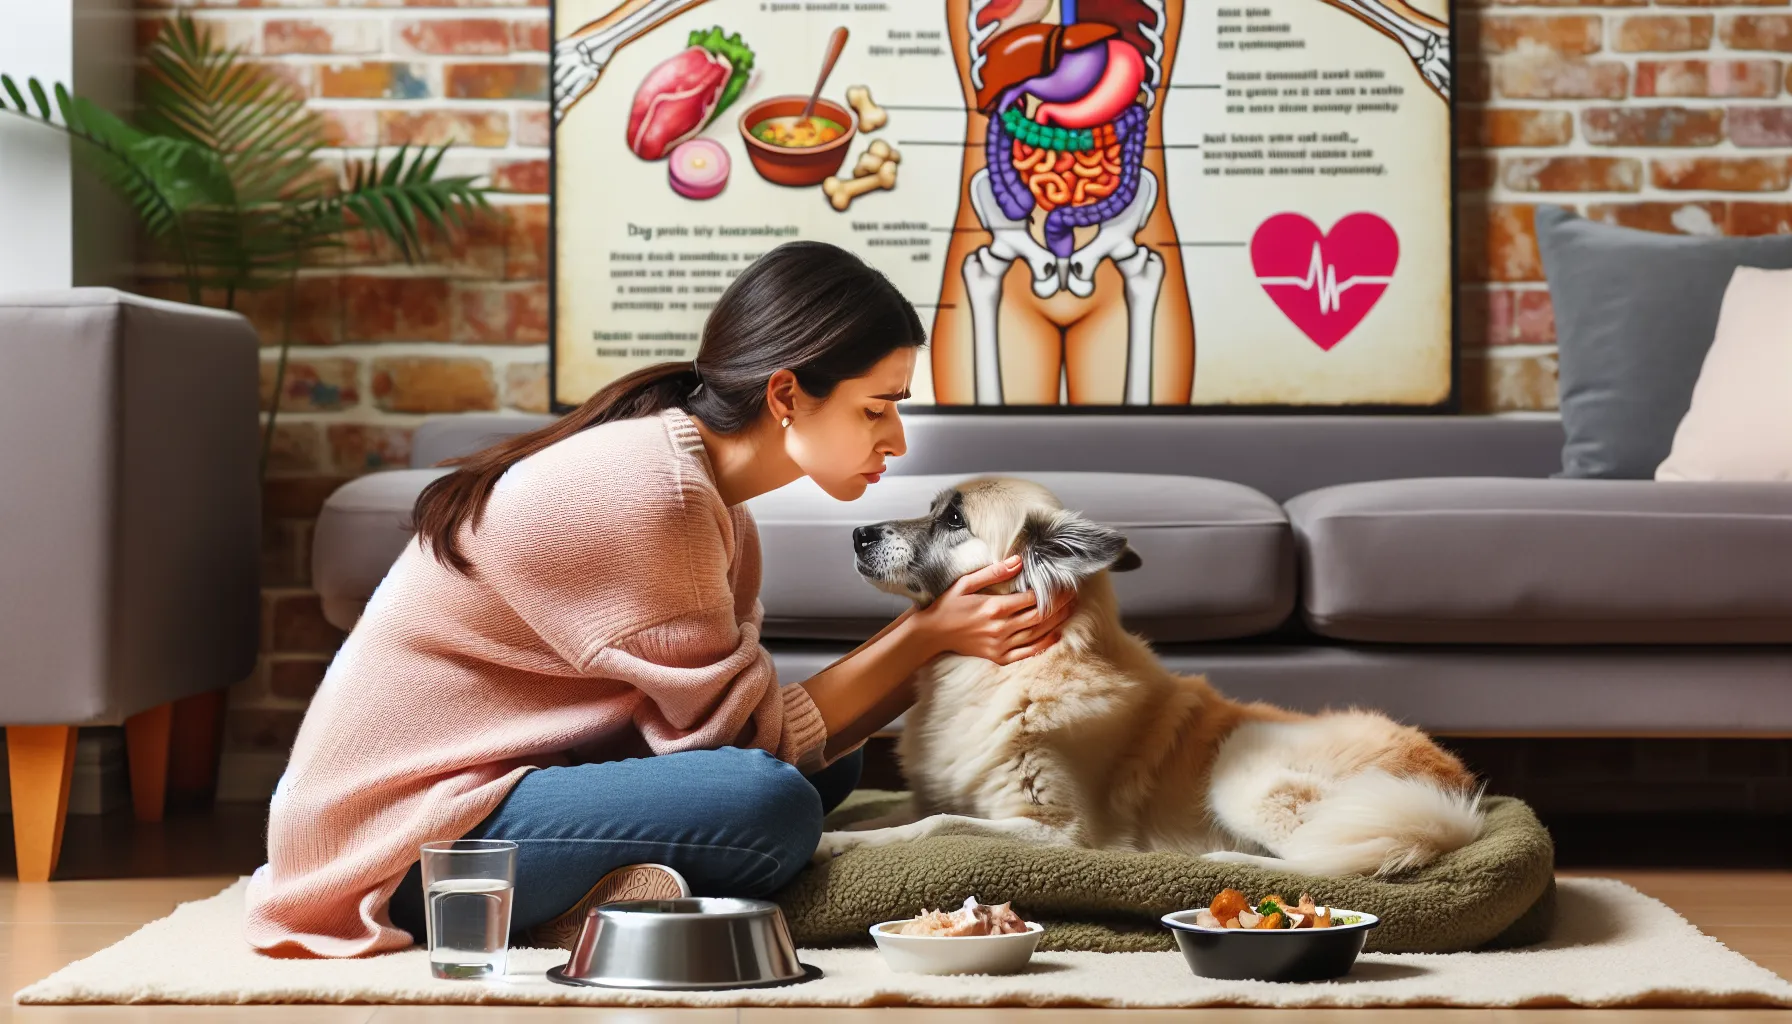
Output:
[0, 289, 260, 880]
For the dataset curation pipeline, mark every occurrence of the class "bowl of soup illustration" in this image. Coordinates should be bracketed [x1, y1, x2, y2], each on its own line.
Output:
[738, 96, 857, 187]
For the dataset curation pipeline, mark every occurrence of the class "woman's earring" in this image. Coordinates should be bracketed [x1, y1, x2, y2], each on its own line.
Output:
[780, 416, 791, 428]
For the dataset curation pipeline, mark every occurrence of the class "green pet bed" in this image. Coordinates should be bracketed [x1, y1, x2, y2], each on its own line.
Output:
[773, 791, 1556, 954]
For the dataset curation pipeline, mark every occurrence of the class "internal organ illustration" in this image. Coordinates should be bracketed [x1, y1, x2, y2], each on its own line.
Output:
[960, 13, 1172, 405]
[627, 45, 730, 159]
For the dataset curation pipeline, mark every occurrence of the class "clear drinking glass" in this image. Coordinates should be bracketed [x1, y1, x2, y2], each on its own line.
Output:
[420, 839, 517, 980]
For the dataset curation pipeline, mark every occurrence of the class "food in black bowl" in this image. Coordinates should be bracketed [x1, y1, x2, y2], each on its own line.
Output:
[1161, 889, 1380, 982]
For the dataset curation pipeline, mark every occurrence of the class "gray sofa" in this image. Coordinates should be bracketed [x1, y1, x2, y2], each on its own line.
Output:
[0, 290, 261, 879]
[314, 413, 1792, 737]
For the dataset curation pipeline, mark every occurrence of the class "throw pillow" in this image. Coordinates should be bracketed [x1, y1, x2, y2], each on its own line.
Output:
[1533, 205, 1792, 479]
[1656, 266, 1792, 482]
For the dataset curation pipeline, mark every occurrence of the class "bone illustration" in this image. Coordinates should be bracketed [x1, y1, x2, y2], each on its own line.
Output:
[853, 138, 902, 178]
[823, 160, 898, 211]
[845, 85, 888, 133]
[1319, 0, 1451, 100]
[554, 0, 712, 123]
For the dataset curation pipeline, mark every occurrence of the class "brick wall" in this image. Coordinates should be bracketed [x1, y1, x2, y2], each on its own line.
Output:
[129, 0, 1792, 800]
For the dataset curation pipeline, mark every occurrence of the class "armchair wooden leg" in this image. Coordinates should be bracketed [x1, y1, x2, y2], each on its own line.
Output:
[7, 726, 77, 883]
[125, 703, 174, 823]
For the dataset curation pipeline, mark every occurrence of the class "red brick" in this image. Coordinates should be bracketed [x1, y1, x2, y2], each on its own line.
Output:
[452, 282, 549, 343]
[318, 108, 380, 147]
[1722, 14, 1792, 51]
[272, 593, 346, 655]
[371, 357, 497, 413]
[268, 658, 330, 702]
[512, 19, 549, 52]
[1636, 59, 1783, 97]
[319, 61, 432, 100]
[1652, 156, 1792, 191]
[1729, 105, 1792, 146]
[1463, 108, 1575, 146]
[235, 277, 342, 347]
[262, 476, 354, 521]
[431, 209, 511, 278]
[1461, 61, 1493, 102]
[1582, 106, 1725, 145]
[515, 109, 550, 148]
[445, 62, 548, 100]
[1614, 15, 1714, 51]
[1458, 154, 1497, 192]
[261, 357, 359, 413]
[1588, 201, 1728, 234]
[504, 203, 549, 280]
[263, 63, 316, 98]
[1488, 289, 1557, 345]
[505, 362, 548, 413]
[138, 14, 258, 53]
[1467, 14, 1604, 54]
[395, 18, 510, 55]
[1462, 352, 1560, 413]
[1728, 202, 1792, 234]
[1459, 203, 1545, 283]
[227, 709, 306, 754]
[266, 422, 324, 476]
[1494, 58, 1628, 98]
[261, 521, 311, 589]
[379, 109, 510, 148]
[492, 158, 549, 194]
[1502, 155, 1642, 191]
[326, 424, 415, 474]
[264, 18, 382, 55]
[342, 276, 452, 342]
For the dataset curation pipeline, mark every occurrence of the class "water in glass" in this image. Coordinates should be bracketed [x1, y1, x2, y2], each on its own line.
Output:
[427, 877, 514, 979]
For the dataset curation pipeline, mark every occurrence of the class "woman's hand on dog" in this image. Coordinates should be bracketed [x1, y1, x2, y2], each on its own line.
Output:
[912, 555, 1076, 664]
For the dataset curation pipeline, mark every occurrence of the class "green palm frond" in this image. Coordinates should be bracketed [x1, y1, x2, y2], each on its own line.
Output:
[139, 14, 326, 205]
[324, 145, 494, 263]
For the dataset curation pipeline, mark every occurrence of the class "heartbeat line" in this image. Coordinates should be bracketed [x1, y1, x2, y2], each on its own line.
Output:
[1256, 244, 1393, 315]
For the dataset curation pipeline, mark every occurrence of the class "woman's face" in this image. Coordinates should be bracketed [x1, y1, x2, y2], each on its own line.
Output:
[787, 348, 917, 502]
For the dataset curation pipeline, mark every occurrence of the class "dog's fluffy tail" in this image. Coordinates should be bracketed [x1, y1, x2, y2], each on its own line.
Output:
[1277, 770, 1485, 877]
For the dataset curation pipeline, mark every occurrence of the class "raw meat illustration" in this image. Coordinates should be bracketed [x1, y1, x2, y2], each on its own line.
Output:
[623, 27, 755, 161]
[1251, 213, 1399, 352]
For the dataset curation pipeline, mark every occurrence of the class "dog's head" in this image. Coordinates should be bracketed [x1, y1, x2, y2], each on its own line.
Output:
[852, 477, 1142, 609]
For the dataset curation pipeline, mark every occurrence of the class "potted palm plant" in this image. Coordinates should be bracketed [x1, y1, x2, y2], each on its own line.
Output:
[1, 12, 495, 479]
[2, 14, 495, 809]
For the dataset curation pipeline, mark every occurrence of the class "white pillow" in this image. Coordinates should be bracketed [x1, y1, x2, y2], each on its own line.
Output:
[1656, 266, 1792, 482]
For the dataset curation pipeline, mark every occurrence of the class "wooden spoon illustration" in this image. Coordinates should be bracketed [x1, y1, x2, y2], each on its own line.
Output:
[799, 26, 851, 127]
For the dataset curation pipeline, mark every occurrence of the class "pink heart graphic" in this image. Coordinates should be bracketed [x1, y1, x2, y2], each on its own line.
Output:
[1250, 213, 1400, 351]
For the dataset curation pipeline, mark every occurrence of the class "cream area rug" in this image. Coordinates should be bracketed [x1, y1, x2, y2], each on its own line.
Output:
[16, 878, 1792, 1010]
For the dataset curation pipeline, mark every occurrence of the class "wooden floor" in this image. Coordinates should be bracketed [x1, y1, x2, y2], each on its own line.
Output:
[1, 808, 1789, 1021]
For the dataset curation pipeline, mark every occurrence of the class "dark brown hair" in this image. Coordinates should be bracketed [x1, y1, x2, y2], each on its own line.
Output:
[410, 240, 926, 574]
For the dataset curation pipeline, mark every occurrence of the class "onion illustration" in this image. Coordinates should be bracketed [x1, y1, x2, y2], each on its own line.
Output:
[668, 138, 731, 200]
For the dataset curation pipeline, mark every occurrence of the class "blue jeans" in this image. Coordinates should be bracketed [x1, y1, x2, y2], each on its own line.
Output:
[388, 746, 861, 941]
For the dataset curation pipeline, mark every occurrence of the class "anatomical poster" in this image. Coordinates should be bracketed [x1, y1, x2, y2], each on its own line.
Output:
[551, 0, 1455, 410]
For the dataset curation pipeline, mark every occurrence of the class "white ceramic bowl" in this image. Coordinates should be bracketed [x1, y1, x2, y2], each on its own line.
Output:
[869, 920, 1046, 975]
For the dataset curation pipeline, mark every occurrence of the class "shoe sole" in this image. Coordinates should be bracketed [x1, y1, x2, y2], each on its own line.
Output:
[523, 863, 692, 950]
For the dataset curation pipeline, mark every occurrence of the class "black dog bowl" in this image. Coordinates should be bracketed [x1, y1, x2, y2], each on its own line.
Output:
[1160, 908, 1380, 982]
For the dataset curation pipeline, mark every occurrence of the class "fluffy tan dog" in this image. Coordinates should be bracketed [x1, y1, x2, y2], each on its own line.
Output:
[817, 477, 1484, 876]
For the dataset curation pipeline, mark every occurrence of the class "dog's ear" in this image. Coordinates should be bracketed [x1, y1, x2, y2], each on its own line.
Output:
[1013, 510, 1134, 604]
[1112, 545, 1144, 572]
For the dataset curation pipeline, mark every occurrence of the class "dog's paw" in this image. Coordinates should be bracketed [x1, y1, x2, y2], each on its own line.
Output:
[810, 830, 864, 865]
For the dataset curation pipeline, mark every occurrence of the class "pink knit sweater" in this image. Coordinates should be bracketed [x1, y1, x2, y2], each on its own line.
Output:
[243, 409, 829, 958]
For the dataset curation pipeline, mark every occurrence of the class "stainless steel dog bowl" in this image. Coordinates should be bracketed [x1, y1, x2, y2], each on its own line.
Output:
[544, 897, 819, 990]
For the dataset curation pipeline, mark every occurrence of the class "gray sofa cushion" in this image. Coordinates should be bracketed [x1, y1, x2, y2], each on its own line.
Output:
[314, 469, 1294, 643]
[750, 472, 1293, 643]
[1536, 205, 1792, 480]
[1288, 477, 1792, 644]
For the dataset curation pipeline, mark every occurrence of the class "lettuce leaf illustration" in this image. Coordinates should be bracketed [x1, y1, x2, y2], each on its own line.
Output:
[688, 26, 754, 127]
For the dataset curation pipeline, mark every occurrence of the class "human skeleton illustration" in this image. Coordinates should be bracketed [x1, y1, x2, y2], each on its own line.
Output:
[553, 0, 1451, 406]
